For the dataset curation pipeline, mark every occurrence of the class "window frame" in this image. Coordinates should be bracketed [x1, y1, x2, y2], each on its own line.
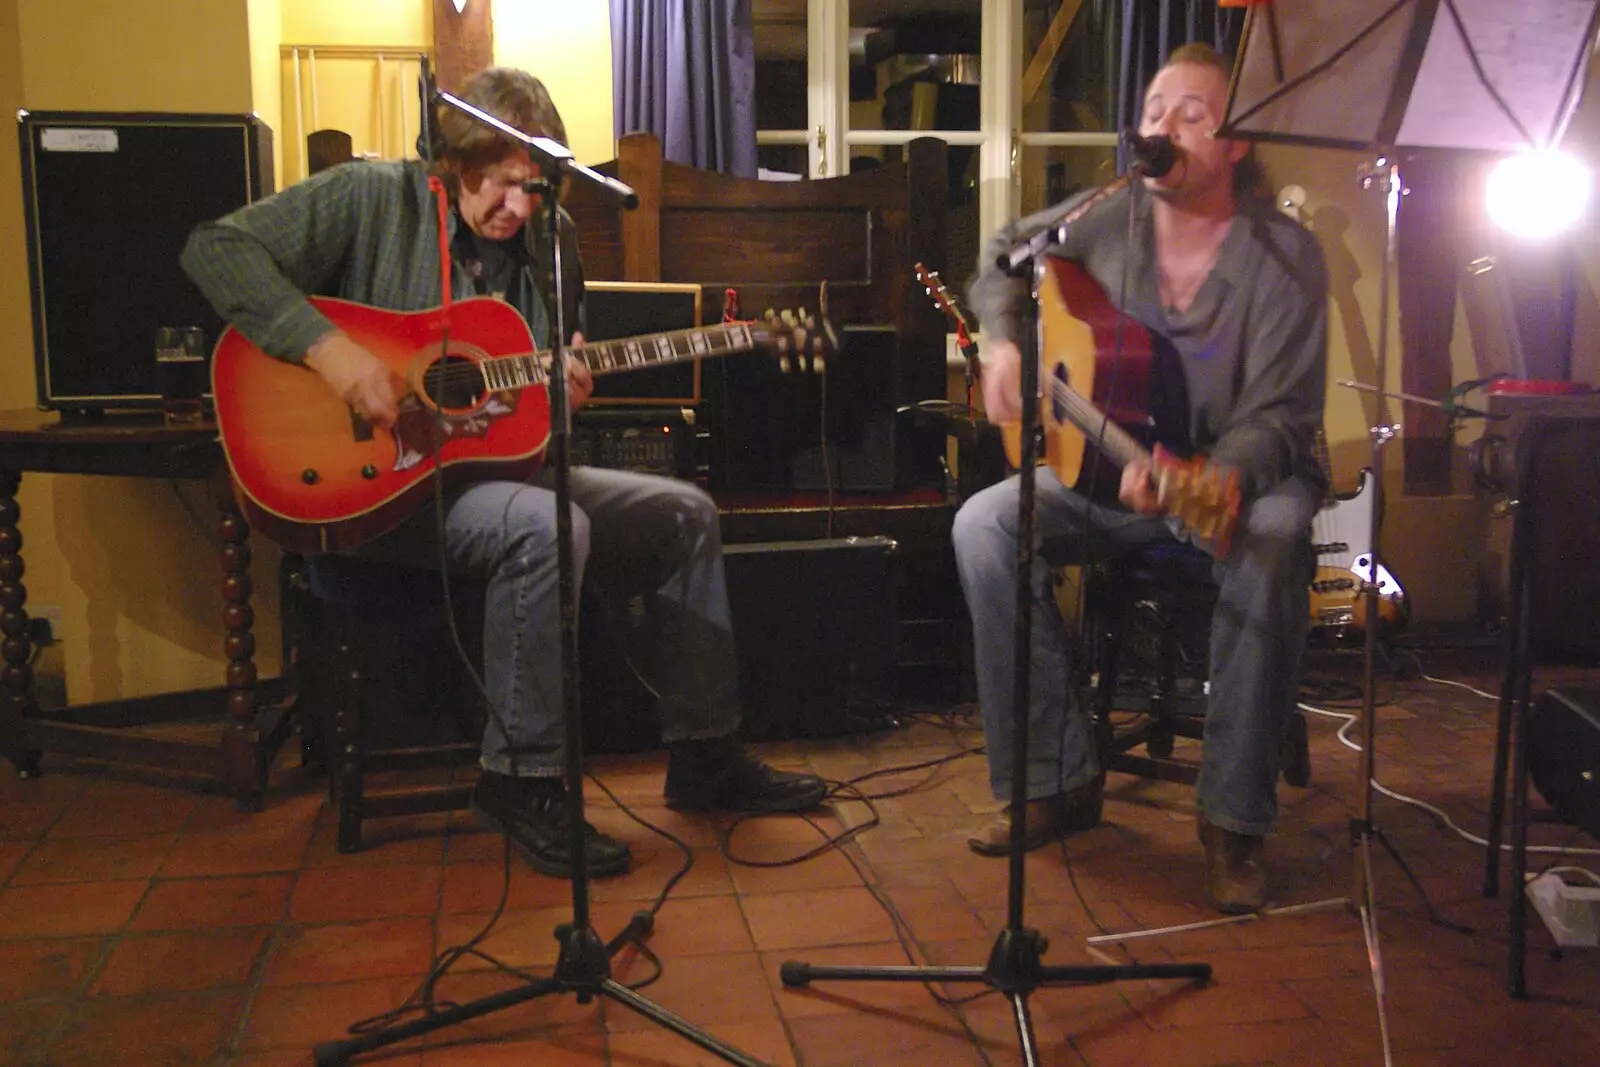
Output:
[754, 0, 1121, 247]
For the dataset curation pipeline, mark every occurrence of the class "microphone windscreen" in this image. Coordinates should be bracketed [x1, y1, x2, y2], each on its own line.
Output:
[1128, 133, 1176, 178]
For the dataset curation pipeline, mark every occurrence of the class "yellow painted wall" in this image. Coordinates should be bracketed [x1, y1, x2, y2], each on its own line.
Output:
[248, 0, 285, 188]
[16, 0, 253, 112]
[276, 0, 431, 183]
[6, 0, 283, 702]
[0, 3, 61, 653]
[494, 2, 616, 165]
[280, 0, 431, 48]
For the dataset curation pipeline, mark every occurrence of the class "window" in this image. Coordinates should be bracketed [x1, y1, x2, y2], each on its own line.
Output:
[753, 0, 1122, 292]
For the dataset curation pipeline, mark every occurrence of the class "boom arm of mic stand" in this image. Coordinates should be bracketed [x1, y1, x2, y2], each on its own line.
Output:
[997, 164, 1148, 274]
[433, 88, 639, 209]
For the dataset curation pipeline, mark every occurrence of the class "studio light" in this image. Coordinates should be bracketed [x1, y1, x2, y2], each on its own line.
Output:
[1485, 149, 1592, 240]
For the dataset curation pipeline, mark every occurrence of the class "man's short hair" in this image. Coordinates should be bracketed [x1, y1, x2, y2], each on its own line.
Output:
[438, 67, 568, 170]
[1164, 41, 1233, 78]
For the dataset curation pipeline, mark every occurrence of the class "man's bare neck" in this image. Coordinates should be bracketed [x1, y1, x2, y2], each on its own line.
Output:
[1153, 189, 1237, 253]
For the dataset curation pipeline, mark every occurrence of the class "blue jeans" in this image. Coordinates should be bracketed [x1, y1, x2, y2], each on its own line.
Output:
[352, 466, 742, 776]
[952, 466, 1318, 836]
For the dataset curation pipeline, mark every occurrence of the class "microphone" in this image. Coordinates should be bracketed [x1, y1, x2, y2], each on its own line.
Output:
[993, 133, 1176, 272]
[1126, 133, 1176, 178]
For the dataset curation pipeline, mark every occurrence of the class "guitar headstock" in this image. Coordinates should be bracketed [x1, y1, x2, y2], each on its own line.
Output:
[761, 299, 836, 374]
[914, 262, 974, 334]
[755, 282, 839, 373]
[1151, 446, 1242, 559]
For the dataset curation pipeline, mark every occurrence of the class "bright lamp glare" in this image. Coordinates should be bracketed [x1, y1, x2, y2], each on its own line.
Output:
[1485, 150, 1591, 239]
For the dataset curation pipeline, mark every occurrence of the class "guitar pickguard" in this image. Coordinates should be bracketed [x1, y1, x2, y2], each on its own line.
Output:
[390, 391, 519, 472]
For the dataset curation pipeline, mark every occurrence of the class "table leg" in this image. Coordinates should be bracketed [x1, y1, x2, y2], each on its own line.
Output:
[217, 481, 261, 810]
[0, 469, 40, 778]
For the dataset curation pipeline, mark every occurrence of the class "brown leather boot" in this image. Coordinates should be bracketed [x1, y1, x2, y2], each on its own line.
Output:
[967, 775, 1104, 856]
[1198, 815, 1267, 914]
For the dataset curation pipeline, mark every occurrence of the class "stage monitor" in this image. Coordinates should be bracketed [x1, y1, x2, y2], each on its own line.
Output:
[581, 280, 703, 405]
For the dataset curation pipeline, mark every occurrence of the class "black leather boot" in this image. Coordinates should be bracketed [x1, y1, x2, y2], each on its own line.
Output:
[663, 735, 829, 812]
[471, 771, 631, 878]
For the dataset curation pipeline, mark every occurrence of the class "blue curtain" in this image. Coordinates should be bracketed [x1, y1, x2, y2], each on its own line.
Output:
[610, 0, 758, 178]
[1115, 0, 1244, 170]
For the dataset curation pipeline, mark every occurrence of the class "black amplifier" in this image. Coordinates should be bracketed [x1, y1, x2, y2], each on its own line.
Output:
[571, 406, 697, 481]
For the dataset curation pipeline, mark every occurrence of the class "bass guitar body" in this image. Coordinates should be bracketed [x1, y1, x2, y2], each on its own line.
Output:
[1309, 466, 1407, 634]
[212, 296, 550, 554]
[1002, 258, 1155, 499]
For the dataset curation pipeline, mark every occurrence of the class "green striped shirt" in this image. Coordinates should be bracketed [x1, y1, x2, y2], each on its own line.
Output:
[181, 160, 578, 362]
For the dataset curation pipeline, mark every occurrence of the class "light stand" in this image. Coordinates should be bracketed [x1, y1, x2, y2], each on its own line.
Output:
[780, 213, 1211, 1066]
[1209, 0, 1600, 1055]
[312, 90, 762, 1067]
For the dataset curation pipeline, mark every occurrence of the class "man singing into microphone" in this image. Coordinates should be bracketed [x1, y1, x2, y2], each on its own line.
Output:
[954, 43, 1328, 914]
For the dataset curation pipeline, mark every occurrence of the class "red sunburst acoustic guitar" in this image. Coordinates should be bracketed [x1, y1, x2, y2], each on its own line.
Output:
[211, 295, 831, 554]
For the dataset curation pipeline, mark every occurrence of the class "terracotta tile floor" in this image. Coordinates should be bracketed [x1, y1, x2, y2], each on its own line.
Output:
[2, 649, 1599, 1066]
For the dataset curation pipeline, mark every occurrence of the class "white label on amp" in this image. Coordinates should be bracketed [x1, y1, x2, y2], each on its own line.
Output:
[40, 128, 119, 152]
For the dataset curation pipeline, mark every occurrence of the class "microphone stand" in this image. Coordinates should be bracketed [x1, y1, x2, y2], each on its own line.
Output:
[313, 90, 763, 1067]
[780, 172, 1210, 1066]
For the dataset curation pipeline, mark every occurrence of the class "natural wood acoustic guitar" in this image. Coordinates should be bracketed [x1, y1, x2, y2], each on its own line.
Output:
[917, 258, 1240, 556]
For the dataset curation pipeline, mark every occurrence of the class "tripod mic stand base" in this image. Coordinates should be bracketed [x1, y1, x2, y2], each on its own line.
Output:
[782, 926, 1210, 1063]
[312, 910, 767, 1067]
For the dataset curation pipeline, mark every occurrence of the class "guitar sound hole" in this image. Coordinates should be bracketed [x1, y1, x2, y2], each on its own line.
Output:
[1050, 364, 1070, 424]
[422, 355, 486, 412]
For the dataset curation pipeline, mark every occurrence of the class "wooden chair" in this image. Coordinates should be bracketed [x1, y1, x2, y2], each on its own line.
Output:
[283, 553, 482, 852]
[1079, 537, 1312, 789]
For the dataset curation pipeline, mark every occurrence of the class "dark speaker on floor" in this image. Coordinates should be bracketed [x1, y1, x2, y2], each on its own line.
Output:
[724, 536, 899, 741]
[18, 111, 274, 412]
[1529, 686, 1600, 839]
[580, 536, 901, 751]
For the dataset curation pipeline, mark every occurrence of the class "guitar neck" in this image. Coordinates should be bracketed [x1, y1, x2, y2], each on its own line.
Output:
[478, 320, 764, 392]
[1047, 377, 1151, 470]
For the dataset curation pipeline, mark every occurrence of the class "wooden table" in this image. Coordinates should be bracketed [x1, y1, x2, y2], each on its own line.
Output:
[0, 409, 288, 808]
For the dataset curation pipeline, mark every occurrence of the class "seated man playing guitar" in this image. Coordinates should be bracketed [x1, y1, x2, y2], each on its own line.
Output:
[182, 67, 827, 880]
[955, 43, 1328, 914]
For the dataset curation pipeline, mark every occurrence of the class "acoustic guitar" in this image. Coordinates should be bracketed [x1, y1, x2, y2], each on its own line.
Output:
[918, 258, 1240, 557]
[211, 295, 830, 554]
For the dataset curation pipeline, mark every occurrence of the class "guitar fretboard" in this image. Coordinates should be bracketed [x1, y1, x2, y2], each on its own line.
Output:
[478, 321, 762, 392]
[1047, 377, 1149, 471]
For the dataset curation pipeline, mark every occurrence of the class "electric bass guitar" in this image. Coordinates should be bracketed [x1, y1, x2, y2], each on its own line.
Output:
[918, 259, 1240, 557]
[1309, 431, 1407, 634]
[211, 295, 831, 554]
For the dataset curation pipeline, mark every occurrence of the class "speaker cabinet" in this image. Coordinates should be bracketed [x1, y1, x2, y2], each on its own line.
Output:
[705, 325, 945, 493]
[18, 111, 274, 412]
[581, 281, 702, 405]
[725, 536, 899, 741]
[581, 535, 900, 752]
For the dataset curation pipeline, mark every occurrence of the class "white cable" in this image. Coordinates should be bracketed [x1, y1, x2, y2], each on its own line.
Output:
[1402, 649, 1500, 701]
[1418, 671, 1500, 702]
[1530, 865, 1600, 886]
[1298, 701, 1600, 858]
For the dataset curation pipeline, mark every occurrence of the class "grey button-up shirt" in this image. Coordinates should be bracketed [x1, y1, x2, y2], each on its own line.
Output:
[969, 184, 1328, 504]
